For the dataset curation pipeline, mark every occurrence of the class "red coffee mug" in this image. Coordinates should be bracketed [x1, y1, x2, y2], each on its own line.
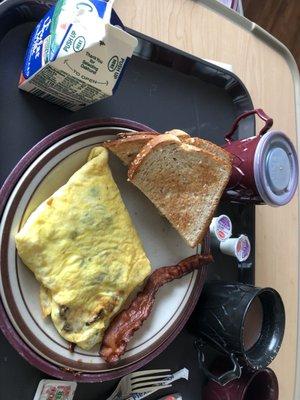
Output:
[202, 358, 278, 400]
[223, 109, 298, 206]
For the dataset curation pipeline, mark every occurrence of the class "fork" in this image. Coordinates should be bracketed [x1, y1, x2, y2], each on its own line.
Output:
[106, 368, 189, 400]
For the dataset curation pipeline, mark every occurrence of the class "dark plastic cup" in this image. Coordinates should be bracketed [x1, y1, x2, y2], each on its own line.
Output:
[202, 358, 278, 400]
[193, 282, 285, 384]
[223, 109, 298, 206]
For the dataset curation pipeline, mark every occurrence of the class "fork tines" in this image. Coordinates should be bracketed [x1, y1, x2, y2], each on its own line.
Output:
[130, 369, 172, 394]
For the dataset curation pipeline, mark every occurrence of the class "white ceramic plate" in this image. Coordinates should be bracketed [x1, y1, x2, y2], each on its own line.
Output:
[0, 119, 207, 380]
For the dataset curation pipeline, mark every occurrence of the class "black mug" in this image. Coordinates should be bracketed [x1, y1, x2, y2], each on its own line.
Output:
[202, 357, 279, 400]
[193, 282, 285, 384]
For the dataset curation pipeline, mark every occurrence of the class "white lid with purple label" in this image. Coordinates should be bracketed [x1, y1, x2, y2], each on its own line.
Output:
[210, 215, 232, 242]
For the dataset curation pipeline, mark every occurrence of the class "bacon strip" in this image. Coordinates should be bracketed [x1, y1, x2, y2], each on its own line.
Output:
[100, 254, 213, 363]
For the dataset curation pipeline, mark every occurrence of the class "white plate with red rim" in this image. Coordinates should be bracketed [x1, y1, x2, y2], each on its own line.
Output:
[0, 118, 208, 382]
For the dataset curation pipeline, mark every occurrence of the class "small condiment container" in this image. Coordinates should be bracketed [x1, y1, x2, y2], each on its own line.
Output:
[220, 234, 251, 262]
[210, 214, 232, 242]
[33, 380, 77, 400]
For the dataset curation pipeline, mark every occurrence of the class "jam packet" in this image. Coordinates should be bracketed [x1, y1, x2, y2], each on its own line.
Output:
[33, 380, 77, 400]
[19, 0, 137, 110]
[127, 368, 188, 400]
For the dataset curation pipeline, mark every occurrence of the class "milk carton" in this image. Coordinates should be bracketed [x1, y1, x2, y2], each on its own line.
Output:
[19, 0, 138, 111]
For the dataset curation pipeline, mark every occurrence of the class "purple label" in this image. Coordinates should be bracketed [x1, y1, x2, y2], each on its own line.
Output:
[236, 236, 251, 261]
[216, 215, 232, 241]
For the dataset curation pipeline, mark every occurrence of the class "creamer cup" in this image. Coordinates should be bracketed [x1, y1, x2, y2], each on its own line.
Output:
[220, 235, 251, 262]
[210, 214, 232, 242]
[19, 0, 138, 110]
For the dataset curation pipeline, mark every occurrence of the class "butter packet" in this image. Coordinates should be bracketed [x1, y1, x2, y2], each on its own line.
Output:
[19, 0, 137, 111]
[33, 380, 77, 400]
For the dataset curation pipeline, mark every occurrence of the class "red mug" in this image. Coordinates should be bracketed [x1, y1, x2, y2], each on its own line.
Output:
[223, 109, 298, 206]
[202, 358, 278, 400]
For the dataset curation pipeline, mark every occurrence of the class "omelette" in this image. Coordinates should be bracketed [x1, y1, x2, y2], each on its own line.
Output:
[15, 147, 151, 350]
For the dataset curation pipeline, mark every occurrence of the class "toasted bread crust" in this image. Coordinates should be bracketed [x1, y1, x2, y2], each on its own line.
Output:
[103, 134, 158, 165]
[128, 134, 182, 180]
[105, 130, 189, 147]
[184, 137, 232, 164]
[116, 131, 159, 139]
[103, 134, 157, 149]
[104, 131, 190, 167]
[165, 129, 190, 139]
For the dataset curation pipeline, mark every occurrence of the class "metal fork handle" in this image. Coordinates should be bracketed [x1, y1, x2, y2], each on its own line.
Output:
[126, 385, 173, 400]
[105, 369, 173, 400]
[105, 386, 122, 400]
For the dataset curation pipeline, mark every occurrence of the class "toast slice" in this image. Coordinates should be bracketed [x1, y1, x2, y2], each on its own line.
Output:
[103, 133, 157, 165]
[128, 134, 232, 247]
[165, 129, 190, 139]
[103, 130, 190, 166]
[183, 137, 232, 164]
[104, 128, 231, 167]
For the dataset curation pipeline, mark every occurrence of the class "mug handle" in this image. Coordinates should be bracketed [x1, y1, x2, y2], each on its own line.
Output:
[194, 339, 242, 386]
[224, 108, 274, 143]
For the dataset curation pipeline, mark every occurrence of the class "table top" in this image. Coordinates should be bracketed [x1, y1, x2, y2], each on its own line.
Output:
[114, 0, 300, 399]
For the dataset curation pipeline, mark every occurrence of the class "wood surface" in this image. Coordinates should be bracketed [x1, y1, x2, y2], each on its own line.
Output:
[243, 0, 300, 68]
[114, 1, 299, 399]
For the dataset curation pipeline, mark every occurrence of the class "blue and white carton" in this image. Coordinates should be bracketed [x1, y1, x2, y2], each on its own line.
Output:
[19, 0, 138, 111]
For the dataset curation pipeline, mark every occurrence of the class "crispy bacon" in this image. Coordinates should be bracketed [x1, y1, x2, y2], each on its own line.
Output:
[100, 254, 213, 363]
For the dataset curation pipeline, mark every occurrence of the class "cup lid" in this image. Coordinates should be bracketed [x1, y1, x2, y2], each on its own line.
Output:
[254, 131, 298, 206]
[210, 215, 232, 241]
[235, 235, 251, 262]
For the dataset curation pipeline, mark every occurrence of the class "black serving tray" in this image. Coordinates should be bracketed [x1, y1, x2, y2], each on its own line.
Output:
[0, 1, 255, 399]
